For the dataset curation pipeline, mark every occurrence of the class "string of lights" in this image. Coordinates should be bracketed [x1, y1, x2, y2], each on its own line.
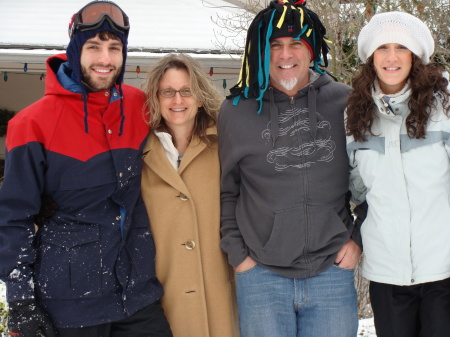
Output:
[0, 71, 46, 82]
[2, 65, 239, 88]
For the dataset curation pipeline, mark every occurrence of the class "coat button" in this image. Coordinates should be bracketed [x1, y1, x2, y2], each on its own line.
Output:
[116, 215, 121, 221]
[105, 91, 109, 97]
[108, 129, 112, 134]
[179, 193, 188, 201]
[185, 240, 196, 250]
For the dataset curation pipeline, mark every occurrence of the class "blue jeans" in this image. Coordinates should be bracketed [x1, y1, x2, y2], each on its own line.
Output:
[236, 264, 358, 337]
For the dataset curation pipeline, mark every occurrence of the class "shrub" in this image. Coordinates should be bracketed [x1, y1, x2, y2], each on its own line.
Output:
[0, 282, 7, 335]
[0, 110, 16, 138]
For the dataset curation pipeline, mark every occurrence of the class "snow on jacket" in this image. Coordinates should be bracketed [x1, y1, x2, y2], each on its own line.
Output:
[219, 72, 356, 279]
[0, 53, 163, 328]
[347, 85, 450, 286]
[141, 129, 239, 337]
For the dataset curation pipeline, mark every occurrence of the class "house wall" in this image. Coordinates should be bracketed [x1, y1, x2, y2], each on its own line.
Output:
[0, 72, 45, 111]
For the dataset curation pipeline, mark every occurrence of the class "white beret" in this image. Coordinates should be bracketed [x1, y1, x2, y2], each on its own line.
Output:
[358, 11, 435, 64]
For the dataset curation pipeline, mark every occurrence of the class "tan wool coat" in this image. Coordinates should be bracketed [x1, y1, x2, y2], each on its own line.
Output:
[141, 128, 239, 337]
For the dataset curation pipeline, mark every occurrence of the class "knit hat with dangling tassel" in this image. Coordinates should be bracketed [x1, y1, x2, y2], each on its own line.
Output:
[229, 0, 331, 113]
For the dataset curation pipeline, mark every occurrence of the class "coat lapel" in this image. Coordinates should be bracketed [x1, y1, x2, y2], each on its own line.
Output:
[179, 126, 216, 174]
[178, 138, 206, 174]
[143, 133, 189, 195]
[143, 127, 216, 190]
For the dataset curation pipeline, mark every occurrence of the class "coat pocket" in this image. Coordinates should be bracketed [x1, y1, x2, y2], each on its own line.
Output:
[35, 224, 101, 299]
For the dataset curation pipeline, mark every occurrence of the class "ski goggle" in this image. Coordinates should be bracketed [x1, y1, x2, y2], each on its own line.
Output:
[68, 1, 129, 38]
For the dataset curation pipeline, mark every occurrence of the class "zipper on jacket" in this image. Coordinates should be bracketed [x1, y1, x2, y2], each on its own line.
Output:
[291, 94, 312, 271]
[382, 99, 395, 115]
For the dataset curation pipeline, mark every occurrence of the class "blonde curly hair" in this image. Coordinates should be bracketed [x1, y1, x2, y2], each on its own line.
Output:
[142, 53, 223, 147]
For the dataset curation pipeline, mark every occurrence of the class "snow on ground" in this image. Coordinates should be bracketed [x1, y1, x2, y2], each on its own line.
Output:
[0, 280, 376, 336]
[358, 317, 377, 337]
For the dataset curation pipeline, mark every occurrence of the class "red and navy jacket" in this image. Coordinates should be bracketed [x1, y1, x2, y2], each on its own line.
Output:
[0, 53, 163, 328]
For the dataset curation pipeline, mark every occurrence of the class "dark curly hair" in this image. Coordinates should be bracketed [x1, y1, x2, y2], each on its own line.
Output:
[346, 54, 450, 142]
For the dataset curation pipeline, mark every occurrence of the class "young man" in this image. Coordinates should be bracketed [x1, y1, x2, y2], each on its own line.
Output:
[218, 1, 361, 336]
[0, 1, 172, 336]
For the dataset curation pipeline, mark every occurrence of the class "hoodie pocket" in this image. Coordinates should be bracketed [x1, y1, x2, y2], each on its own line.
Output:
[260, 205, 306, 267]
[260, 204, 348, 267]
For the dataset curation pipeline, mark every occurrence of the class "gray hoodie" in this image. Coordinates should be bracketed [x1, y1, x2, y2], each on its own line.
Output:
[218, 73, 355, 279]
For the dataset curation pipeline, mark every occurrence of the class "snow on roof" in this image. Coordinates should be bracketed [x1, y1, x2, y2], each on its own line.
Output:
[0, 0, 248, 53]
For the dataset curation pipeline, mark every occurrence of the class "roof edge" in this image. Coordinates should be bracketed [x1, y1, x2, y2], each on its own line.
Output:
[0, 43, 243, 55]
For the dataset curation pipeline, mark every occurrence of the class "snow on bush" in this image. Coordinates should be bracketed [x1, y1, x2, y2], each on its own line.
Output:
[0, 281, 7, 336]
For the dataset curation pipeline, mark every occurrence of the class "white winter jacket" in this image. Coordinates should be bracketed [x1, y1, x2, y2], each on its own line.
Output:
[347, 84, 450, 286]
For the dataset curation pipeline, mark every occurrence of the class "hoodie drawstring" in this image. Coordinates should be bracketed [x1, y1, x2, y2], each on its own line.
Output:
[81, 85, 126, 136]
[307, 85, 317, 140]
[118, 84, 125, 136]
[82, 90, 89, 134]
[269, 88, 279, 146]
[269, 85, 318, 147]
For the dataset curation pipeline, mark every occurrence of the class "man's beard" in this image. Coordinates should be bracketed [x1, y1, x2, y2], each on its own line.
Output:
[279, 78, 299, 92]
[81, 65, 122, 92]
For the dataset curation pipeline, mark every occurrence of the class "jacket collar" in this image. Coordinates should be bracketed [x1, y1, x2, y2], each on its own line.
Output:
[372, 80, 411, 117]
